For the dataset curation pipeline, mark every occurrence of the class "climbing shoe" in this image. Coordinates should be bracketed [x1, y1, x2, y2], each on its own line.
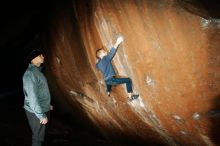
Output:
[128, 94, 139, 101]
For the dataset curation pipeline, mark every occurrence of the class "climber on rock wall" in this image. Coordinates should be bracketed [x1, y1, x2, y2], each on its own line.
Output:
[96, 36, 139, 101]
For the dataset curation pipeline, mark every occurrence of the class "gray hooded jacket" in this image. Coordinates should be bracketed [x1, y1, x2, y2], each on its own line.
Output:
[23, 64, 51, 120]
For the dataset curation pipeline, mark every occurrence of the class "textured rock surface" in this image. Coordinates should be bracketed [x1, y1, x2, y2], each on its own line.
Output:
[44, 0, 220, 145]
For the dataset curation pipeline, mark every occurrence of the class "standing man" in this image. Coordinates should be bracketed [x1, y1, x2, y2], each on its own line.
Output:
[23, 49, 52, 146]
[96, 36, 139, 101]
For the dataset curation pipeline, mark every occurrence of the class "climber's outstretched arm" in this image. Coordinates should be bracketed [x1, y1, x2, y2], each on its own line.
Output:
[113, 36, 124, 49]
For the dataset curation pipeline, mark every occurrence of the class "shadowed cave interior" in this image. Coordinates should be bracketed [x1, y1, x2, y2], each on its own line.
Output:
[0, 0, 220, 146]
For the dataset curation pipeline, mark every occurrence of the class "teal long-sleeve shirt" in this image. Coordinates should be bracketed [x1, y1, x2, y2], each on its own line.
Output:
[23, 64, 51, 120]
[96, 47, 117, 80]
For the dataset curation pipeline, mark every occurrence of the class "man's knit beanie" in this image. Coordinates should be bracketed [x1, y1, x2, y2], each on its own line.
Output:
[27, 49, 43, 63]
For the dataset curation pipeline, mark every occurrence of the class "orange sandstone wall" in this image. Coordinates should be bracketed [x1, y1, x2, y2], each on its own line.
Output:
[44, 0, 220, 145]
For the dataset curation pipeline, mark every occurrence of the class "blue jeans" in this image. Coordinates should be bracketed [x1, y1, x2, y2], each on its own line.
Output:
[105, 77, 133, 93]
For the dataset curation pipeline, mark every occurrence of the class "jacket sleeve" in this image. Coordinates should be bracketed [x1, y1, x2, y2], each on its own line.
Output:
[24, 72, 47, 120]
[106, 47, 117, 61]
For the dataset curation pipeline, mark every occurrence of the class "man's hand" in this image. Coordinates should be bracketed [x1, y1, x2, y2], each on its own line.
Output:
[40, 117, 48, 125]
[50, 105, 53, 110]
[114, 36, 124, 49]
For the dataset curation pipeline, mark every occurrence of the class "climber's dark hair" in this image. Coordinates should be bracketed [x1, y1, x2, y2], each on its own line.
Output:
[96, 48, 103, 59]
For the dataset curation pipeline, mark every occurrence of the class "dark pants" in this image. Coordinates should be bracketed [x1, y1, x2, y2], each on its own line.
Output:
[25, 110, 50, 146]
[105, 77, 133, 93]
